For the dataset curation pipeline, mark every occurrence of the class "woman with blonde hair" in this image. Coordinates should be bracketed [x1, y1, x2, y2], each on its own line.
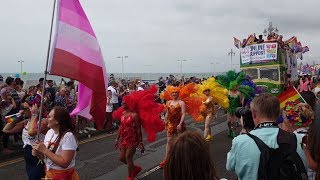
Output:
[160, 83, 202, 167]
[196, 77, 229, 141]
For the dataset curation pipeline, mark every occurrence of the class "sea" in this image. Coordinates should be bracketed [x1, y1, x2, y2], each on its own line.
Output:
[1, 72, 221, 88]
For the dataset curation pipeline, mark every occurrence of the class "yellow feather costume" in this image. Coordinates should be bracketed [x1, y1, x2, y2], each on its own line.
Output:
[196, 77, 229, 121]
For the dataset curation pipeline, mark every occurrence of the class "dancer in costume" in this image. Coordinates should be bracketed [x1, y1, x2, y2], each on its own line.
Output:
[216, 71, 254, 139]
[113, 86, 164, 180]
[196, 77, 229, 141]
[159, 83, 202, 167]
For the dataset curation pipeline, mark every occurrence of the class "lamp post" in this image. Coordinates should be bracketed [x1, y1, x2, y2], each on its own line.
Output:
[210, 62, 219, 75]
[177, 59, 187, 77]
[228, 49, 235, 70]
[145, 65, 152, 80]
[117, 56, 128, 79]
[263, 22, 278, 37]
[17, 60, 24, 76]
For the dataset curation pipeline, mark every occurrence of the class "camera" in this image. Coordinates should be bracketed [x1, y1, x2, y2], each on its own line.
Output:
[235, 107, 255, 132]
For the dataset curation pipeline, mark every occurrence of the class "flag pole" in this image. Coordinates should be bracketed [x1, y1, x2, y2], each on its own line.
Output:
[37, 0, 57, 140]
[293, 86, 307, 104]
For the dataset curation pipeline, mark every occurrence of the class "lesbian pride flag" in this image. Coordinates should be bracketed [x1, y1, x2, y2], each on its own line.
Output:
[49, 0, 107, 129]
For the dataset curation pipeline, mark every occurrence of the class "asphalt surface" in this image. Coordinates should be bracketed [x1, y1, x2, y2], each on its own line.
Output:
[0, 110, 237, 180]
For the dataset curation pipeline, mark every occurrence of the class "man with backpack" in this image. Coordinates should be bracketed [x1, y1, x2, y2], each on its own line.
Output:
[226, 93, 307, 180]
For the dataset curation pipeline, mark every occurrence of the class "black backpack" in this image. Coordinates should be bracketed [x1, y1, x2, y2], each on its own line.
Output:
[247, 129, 308, 180]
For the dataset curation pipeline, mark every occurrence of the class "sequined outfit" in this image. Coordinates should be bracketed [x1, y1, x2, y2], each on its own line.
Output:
[165, 102, 186, 136]
[202, 96, 215, 117]
[119, 114, 138, 149]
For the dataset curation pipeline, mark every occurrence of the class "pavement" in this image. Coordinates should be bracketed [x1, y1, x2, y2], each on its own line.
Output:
[0, 110, 237, 180]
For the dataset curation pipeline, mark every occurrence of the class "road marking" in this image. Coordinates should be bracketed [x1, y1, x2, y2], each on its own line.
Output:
[136, 166, 161, 179]
[79, 133, 115, 145]
[0, 157, 24, 168]
[0, 132, 115, 167]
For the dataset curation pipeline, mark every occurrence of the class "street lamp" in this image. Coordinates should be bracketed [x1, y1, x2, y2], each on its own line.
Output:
[177, 59, 187, 77]
[210, 62, 219, 75]
[117, 56, 128, 79]
[144, 65, 152, 80]
[17, 60, 24, 76]
[228, 49, 235, 70]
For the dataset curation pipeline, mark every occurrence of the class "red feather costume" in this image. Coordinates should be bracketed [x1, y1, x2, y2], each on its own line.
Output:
[113, 85, 165, 143]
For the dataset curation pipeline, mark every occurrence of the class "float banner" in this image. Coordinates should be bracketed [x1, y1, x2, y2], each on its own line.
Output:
[241, 43, 278, 64]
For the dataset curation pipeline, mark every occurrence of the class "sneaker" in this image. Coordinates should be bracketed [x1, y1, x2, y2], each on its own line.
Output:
[132, 165, 142, 177]
[159, 159, 166, 168]
[83, 129, 88, 133]
[86, 127, 96, 131]
[205, 135, 213, 142]
[79, 130, 83, 134]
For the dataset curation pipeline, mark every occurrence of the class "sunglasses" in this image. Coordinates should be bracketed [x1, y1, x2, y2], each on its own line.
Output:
[301, 135, 308, 150]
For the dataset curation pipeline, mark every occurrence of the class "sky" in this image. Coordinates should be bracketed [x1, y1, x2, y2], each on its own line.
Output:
[0, 0, 319, 74]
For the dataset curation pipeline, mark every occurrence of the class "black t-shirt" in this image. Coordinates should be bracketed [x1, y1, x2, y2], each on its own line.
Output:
[157, 81, 165, 92]
[45, 87, 56, 102]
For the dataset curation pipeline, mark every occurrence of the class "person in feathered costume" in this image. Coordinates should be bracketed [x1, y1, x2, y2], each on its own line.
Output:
[112, 85, 164, 180]
[216, 70, 254, 139]
[159, 83, 202, 167]
[196, 77, 229, 141]
[241, 75, 262, 107]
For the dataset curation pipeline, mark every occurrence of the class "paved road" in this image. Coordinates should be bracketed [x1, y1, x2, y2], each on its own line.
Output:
[0, 110, 237, 180]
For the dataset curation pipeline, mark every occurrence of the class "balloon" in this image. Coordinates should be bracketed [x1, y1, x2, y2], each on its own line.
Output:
[15, 73, 20, 78]
[22, 72, 27, 76]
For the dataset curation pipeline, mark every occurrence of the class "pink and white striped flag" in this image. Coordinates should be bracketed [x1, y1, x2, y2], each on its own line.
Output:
[49, 0, 108, 129]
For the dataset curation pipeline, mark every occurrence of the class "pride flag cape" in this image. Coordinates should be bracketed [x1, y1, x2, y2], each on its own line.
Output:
[278, 87, 306, 109]
[49, 0, 108, 129]
[5, 113, 21, 123]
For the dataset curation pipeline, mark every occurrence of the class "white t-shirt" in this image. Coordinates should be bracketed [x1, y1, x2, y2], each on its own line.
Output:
[137, 86, 144, 91]
[22, 120, 45, 148]
[107, 86, 118, 104]
[106, 97, 113, 112]
[44, 129, 77, 171]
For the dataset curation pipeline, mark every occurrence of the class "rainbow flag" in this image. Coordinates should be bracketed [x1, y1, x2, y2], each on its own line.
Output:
[278, 87, 305, 109]
[4, 113, 21, 123]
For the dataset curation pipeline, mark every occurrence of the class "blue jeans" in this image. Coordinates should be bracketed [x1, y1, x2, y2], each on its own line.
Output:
[24, 145, 45, 180]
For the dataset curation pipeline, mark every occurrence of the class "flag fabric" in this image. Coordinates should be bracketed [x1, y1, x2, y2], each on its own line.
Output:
[5, 113, 21, 123]
[302, 46, 309, 53]
[278, 87, 305, 109]
[49, 0, 108, 129]
[245, 34, 255, 46]
[233, 37, 241, 49]
[285, 36, 297, 44]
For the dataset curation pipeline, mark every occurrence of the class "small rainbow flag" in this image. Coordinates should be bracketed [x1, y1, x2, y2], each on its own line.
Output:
[4, 113, 21, 123]
[278, 87, 306, 109]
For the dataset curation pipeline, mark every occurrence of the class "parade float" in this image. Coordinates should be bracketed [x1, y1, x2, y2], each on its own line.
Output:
[234, 22, 310, 95]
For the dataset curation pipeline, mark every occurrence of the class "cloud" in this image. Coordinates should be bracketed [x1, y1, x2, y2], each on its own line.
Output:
[0, 0, 319, 74]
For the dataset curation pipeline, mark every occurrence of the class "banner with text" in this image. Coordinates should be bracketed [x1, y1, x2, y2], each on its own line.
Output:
[241, 43, 278, 64]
